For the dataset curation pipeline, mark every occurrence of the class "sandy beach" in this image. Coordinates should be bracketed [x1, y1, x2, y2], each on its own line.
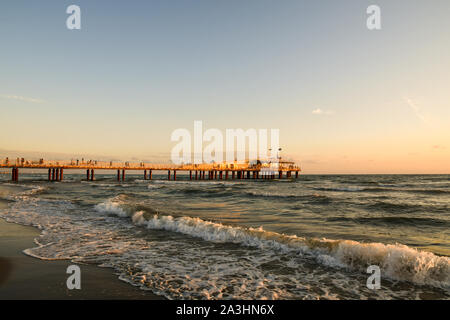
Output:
[0, 201, 163, 300]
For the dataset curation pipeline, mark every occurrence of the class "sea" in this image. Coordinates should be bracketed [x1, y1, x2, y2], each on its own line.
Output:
[0, 173, 449, 299]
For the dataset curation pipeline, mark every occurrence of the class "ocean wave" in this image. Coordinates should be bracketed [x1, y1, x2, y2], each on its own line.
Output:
[171, 188, 235, 198]
[366, 201, 448, 214]
[245, 191, 301, 199]
[103, 205, 450, 289]
[21, 185, 48, 196]
[403, 189, 450, 196]
[314, 186, 367, 192]
[313, 186, 398, 193]
[244, 191, 333, 205]
[309, 185, 450, 196]
[94, 196, 159, 218]
[150, 180, 244, 186]
[330, 240, 450, 288]
[0, 184, 48, 202]
[94, 196, 128, 217]
[326, 216, 449, 227]
[147, 184, 164, 189]
[0, 198, 330, 299]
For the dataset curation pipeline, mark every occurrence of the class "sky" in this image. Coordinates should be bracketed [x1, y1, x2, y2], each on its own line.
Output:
[1, 0, 449, 173]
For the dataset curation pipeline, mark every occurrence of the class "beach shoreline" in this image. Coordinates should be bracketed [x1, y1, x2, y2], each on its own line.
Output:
[0, 210, 164, 300]
[1, 174, 449, 300]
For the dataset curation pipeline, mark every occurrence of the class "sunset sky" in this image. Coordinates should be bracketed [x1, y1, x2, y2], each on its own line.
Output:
[1, 0, 449, 173]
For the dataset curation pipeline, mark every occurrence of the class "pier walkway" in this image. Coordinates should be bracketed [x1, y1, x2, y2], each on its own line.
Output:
[1, 158, 301, 182]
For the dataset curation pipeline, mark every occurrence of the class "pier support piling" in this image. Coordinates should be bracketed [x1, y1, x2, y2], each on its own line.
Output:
[11, 168, 17, 181]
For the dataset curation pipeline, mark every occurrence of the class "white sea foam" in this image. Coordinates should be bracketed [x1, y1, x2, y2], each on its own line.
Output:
[132, 211, 145, 224]
[130, 213, 450, 289]
[21, 185, 47, 196]
[0, 183, 46, 199]
[92, 196, 450, 289]
[331, 240, 450, 287]
[147, 184, 163, 189]
[94, 197, 128, 217]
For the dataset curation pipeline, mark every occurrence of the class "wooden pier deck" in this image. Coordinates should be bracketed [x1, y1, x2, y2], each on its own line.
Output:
[1, 159, 301, 182]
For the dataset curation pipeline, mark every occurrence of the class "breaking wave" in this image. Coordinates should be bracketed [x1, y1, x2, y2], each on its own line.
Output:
[94, 198, 450, 290]
[94, 197, 128, 217]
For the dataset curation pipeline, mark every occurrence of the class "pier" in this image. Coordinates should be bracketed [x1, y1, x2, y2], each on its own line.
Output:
[1, 158, 300, 182]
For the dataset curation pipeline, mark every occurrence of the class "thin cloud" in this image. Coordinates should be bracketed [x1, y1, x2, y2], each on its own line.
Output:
[404, 97, 427, 123]
[312, 108, 334, 115]
[0, 94, 45, 104]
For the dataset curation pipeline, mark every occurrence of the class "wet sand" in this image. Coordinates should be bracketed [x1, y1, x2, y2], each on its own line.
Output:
[0, 206, 163, 299]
